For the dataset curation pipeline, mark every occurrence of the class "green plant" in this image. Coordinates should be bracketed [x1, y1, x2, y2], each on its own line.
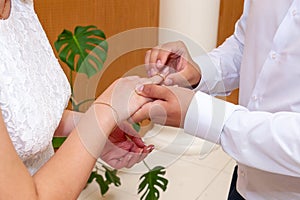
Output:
[53, 25, 168, 199]
[87, 165, 121, 195]
[139, 163, 168, 200]
[54, 25, 108, 111]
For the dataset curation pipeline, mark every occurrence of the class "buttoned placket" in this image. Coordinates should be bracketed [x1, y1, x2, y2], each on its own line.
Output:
[245, 1, 300, 111]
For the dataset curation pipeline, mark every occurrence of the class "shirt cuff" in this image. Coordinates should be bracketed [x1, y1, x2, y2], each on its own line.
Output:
[184, 91, 237, 144]
[192, 54, 219, 93]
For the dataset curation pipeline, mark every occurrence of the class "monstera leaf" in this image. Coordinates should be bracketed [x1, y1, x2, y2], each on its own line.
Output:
[88, 171, 109, 195]
[103, 165, 121, 187]
[87, 165, 121, 196]
[54, 25, 108, 78]
[138, 166, 168, 200]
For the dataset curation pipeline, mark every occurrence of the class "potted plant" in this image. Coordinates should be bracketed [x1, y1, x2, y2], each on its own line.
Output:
[52, 25, 168, 200]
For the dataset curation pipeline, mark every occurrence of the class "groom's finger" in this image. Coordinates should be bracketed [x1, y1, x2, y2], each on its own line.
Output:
[131, 100, 168, 126]
[139, 84, 172, 100]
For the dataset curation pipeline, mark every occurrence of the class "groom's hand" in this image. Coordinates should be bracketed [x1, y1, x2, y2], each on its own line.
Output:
[132, 84, 195, 128]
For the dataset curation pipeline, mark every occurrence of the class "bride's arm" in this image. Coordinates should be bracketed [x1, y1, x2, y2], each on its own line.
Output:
[54, 108, 154, 170]
[0, 77, 151, 200]
[54, 110, 83, 137]
[0, 105, 105, 199]
[0, 108, 40, 198]
[0, 103, 114, 199]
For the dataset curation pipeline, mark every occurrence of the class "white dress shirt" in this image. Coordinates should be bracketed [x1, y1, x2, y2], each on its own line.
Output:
[184, 0, 300, 199]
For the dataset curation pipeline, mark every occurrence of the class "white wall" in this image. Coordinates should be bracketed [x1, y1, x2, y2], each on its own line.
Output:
[159, 0, 220, 52]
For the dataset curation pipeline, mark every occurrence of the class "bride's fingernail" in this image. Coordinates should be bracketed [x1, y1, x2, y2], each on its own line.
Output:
[147, 71, 152, 77]
[135, 84, 144, 93]
[162, 66, 170, 75]
[147, 145, 155, 152]
[156, 60, 163, 68]
[150, 68, 157, 76]
[164, 78, 173, 85]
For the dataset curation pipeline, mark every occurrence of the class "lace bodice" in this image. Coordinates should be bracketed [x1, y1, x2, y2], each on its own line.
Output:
[0, 0, 71, 175]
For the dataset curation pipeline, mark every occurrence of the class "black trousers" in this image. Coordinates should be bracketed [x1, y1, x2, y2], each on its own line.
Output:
[227, 166, 245, 200]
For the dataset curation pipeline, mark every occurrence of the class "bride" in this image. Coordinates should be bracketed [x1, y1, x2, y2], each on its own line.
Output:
[0, 0, 154, 199]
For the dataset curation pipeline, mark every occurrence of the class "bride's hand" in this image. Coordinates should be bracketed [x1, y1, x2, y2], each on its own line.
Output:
[96, 76, 162, 122]
[83, 76, 159, 160]
[100, 121, 154, 169]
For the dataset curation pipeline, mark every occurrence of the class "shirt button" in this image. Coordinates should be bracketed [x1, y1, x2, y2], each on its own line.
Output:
[292, 9, 298, 16]
[270, 51, 277, 60]
[240, 170, 245, 177]
[252, 95, 258, 101]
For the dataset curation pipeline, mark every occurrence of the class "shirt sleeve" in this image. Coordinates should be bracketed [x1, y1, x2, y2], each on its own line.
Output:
[184, 91, 300, 177]
[193, 0, 250, 96]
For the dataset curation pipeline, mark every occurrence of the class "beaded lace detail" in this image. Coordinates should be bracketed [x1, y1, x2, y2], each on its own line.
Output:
[0, 0, 71, 175]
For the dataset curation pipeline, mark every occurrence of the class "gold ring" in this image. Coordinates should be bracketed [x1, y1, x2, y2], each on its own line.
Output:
[155, 73, 165, 81]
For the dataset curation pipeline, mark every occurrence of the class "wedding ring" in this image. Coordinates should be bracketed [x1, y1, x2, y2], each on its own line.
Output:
[155, 73, 166, 81]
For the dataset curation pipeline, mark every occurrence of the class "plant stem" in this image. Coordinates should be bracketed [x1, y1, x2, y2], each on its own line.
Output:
[143, 160, 151, 171]
[70, 70, 74, 93]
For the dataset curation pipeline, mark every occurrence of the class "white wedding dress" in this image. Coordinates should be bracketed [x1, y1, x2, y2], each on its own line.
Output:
[0, 0, 71, 175]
